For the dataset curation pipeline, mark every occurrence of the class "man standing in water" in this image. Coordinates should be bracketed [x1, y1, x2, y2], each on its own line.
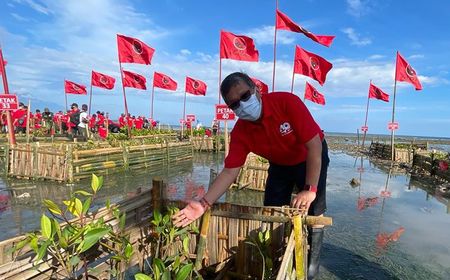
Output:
[173, 72, 329, 279]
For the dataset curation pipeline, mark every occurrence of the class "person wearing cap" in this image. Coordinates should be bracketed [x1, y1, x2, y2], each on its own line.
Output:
[173, 72, 330, 279]
[67, 103, 81, 135]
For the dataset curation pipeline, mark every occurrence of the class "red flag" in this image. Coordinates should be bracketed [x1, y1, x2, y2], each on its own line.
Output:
[294, 45, 332, 86]
[117, 34, 155, 65]
[220, 30, 259, 62]
[251, 77, 269, 94]
[153, 72, 177, 91]
[91, 71, 116, 90]
[276, 10, 335, 47]
[185, 77, 207, 96]
[122, 70, 147, 90]
[64, 80, 87, 95]
[304, 82, 325, 105]
[395, 52, 422, 90]
[369, 83, 389, 102]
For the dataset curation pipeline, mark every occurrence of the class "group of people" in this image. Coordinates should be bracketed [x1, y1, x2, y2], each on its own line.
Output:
[0, 102, 160, 139]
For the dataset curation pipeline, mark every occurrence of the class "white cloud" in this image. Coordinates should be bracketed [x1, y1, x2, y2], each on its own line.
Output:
[346, 0, 370, 17]
[10, 13, 29, 22]
[180, 49, 191, 56]
[13, 0, 52, 15]
[341, 27, 372, 46]
[368, 54, 385, 60]
[246, 25, 296, 45]
[408, 54, 424, 59]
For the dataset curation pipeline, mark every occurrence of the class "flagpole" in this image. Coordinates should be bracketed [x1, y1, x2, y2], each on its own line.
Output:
[271, 0, 279, 92]
[64, 79, 68, 112]
[361, 80, 371, 148]
[117, 41, 131, 137]
[0, 45, 16, 145]
[218, 58, 222, 104]
[182, 89, 187, 138]
[88, 72, 93, 116]
[26, 99, 31, 144]
[151, 84, 155, 119]
[290, 48, 295, 93]
[390, 52, 399, 161]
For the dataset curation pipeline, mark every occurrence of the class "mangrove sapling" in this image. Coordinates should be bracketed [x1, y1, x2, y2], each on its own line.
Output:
[245, 229, 275, 280]
[134, 207, 202, 280]
[11, 174, 134, 280]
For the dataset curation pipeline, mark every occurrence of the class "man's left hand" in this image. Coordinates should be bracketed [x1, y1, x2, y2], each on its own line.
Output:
[291, 191, 317, 210]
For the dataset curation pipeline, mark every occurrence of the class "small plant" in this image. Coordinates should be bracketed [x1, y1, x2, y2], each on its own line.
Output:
[11, 174, 133, 280]
[134, 207, 202, 280]
[245, 229, 274, 280]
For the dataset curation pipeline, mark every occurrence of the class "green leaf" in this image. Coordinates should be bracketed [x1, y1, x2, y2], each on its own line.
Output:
[258, 231, 264, 243]
[124, 243, 133, 259]
[119, 213, 126, 230]
[182, 236, 189, 254]
[153, 210, 162, 224]
[43, 199, 62, 215]
[105, 199, 111, 209]
[82, 197, 92, 215]
[74, 190, 92, 196]
[14, 238, 30, 252]
[264, 229, 270, 242]
[175, 263, 193, 280]
[29, 236, 38, 252]
[59, 235, 68, 249]
[52, 219, 61, 239]
[162, 270, 171, 280]
[35, 241, 49, 262]
[173, 256, 181, 271]
[78, 227, 109, 253]
[134, 273, 151, 280]
[74, 198, 83, 217]
[91, 174, 100, 193]
[69, 255, 80, 267]
[40, 215, 52, 239]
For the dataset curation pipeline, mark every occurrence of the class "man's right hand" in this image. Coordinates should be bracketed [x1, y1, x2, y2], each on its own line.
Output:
[172, 200, 206, 227]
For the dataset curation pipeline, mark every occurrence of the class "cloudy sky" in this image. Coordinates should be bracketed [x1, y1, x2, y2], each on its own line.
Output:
[0, 0, 449, 137]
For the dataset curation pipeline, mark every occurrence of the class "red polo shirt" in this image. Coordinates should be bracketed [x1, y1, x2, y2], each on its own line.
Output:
[224, 92, 323, 168]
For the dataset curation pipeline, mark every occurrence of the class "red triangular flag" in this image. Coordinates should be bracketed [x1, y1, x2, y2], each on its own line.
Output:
[64, 80, 87, 95]
[117, 34, 155, 65]
[395, 52, 422, 90]
[153, 72, 177, 91]
[276, 10, 335, 47]
[251, 77, 269, 94]
[91, 71, 116, 90]
[294, 46, 332, 86]
[220, 30, 259, 62]
[304, 82, 325, 105]
[122, 70, 147, 90]
[185, 77, 206, 96]
[369, 83, 389, 102]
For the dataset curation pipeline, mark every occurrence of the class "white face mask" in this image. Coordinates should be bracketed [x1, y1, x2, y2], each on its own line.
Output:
[234, 93, 262, 121]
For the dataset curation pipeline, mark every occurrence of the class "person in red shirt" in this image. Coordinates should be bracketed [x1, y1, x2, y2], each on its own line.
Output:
[134, 116, 144, 129]
[12, 102, 27, 133]
[173, 72, 329, 278]
[88, 114, 97, 133]
[118, 113, 126, 128]
[34, 109, 42, 129]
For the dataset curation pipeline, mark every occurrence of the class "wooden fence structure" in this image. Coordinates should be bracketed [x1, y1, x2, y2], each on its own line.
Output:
[190, 136, 223, 152]
[0, 177, 332, 279]
[5, 141, 193, 182]
[232, 153, 269, 192]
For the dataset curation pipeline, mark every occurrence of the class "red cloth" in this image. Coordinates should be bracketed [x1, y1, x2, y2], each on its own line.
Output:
[117, 34, 155, 65]
[134, 117, 144, 129]
[304, 82, 326, 105]
[122, 70, 146, 90]
[96, 114, 105, 126]
[98, 126, 107, 139]
[395, 51, 422, 90]
[251, 77, 269, 94]
[185, 76, 207, 96]
[220, 30, 259, 62]
[224, 92, 323, 168]
[118, 116, 126, 127]
[153, 72, 177, 91]
[294, 45, 332, 86]
[88, 116, 96, 129]
[369, 83, 389, 102]
[12, 109, 27, 127]
[91, 71, 115, 90]
[276, 9, 334, 47]
[64, 80, 87, 94]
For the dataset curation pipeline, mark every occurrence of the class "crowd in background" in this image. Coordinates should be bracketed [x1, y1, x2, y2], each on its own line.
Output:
[1, 102, 220, 139]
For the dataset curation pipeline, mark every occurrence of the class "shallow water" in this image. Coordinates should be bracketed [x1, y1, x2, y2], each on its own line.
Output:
[0, 151, 449, 279]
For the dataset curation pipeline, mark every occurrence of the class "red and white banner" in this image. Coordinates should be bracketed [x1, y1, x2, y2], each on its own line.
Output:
[361, 126, 368, 132]
[0, 95, 19, 110]
[215, 104, 235, 121]
[388, 122, 399, 130]
[186, 114, 196, 122]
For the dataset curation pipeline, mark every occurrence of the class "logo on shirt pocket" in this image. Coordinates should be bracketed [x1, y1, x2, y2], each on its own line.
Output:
[280, 122, 293, 136]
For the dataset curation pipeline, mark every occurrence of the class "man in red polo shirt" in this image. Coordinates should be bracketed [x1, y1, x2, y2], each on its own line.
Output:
[173, 72, 329, 279]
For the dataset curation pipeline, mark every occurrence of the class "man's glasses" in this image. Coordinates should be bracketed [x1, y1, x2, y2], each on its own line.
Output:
[228, 89, 253, 110]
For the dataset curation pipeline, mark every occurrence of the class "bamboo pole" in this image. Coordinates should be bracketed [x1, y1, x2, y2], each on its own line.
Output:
[293, 214, 305, 279]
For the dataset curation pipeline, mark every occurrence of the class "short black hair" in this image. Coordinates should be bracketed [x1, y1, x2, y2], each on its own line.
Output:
[220, 72, 255, 100]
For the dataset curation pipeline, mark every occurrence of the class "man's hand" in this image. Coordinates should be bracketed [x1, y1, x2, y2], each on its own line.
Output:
[291, 191, 317, 210]
[172, 200, 206, 227]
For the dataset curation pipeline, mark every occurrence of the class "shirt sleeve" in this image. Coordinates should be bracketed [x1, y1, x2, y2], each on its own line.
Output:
[224, 122, 250, 168]
[285, 94, 322, 143]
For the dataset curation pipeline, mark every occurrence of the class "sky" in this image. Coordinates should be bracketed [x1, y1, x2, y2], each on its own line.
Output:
[0, 0, 449, 137]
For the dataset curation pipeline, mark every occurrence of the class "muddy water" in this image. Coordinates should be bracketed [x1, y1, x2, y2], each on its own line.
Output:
[0, 151, 449, 279]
